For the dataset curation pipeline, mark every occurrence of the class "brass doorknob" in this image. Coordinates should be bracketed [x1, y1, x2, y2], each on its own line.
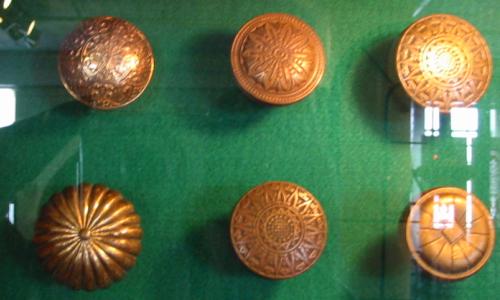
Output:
[33, 184, 143, 290]
[396, 14, 492, 112]
[58, 16, 154, 110]
[406, 187, 495, 280]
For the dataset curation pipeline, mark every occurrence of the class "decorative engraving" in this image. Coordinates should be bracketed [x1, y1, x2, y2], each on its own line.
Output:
[397, 14, 492, 112]
[231, 14, 325, 105]
[406, 187, 495, 280]
[231, 181, 327, 279]
[59, 16, 154, 110]
[33, 184, 143, 290]
[241, 22, 313, 93]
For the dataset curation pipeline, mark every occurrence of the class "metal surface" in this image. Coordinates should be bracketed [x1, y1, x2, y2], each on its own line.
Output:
[396, 14, 492, 112]
[230, 181, 327, 279]
[33, 184, 143, 290]
[231, 13, 325, 105]
[406, 187, 495, 281]
[58, 16, 154, 110]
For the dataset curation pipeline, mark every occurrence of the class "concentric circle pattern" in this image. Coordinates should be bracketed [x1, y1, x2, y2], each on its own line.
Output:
[406, 187, 495, 280]
[230, 181, 327, 279]
[33, 184, 143, 290]
[59, 16, 154, 110]
[231, 13, 325, 105]
[396, 14, 492, 112]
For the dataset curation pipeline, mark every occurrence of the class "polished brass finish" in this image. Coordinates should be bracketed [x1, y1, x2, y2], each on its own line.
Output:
[406, 187, 495, 281]
[59, 16, 154, 110]
[33, 184, 143, 290]
[230, 181, 327, 279]
[396, 14, 492, 112]
[231, 13, 325, 105]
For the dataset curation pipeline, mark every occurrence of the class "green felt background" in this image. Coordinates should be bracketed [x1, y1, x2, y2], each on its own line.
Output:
[0, 0, 499, 299]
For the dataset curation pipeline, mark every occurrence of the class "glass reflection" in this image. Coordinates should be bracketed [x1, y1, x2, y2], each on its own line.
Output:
[0, 88, 16, 128]
[424, 106, 440, 137]
[2, 0, 12, 10]
[5, 202, 14, 224]
[432, 196, 454, 229]
[490, 109, 497, 138]
[0, 0, 38, 47]
[450, 107, 478, 138]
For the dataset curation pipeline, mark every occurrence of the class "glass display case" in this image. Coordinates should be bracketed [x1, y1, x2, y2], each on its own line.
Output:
[0, 0, 499, 299]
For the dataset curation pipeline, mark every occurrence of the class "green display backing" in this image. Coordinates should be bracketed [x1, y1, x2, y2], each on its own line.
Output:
[0, 0, 499, 299]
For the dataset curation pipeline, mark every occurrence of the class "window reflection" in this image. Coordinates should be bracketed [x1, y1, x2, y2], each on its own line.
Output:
[432, 198, 454, 229]
[450, 107, 478, 138]
[0, 88, 16, 128]
[491, 109, 497, 138]
[424, 106, 440, 137]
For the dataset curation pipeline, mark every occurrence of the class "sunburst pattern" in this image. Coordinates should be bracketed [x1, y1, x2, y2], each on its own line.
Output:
[231, 181, 327, 279]
[33, 184, 143, 290]
[406, 187, 495, 280]
[396, 14, 492, 112]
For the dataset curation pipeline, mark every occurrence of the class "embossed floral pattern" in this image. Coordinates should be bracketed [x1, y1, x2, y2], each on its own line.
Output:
[241, 22, 314, 93]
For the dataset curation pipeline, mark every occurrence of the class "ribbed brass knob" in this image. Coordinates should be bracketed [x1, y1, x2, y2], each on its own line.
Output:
[33, 184, 143, 290]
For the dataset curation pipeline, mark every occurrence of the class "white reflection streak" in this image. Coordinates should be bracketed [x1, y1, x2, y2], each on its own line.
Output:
[76, 139, 84, 186]
[0, 88, 16, 128]
[2, 0, 12, 10]
[491, 109, 497, 138]
[6, 202, 14, 224]
[466, 180, 473, 229]
[412, 0, 432, 17]
[424, 106, 440, 137]
[466, 137, 473, 166]
[490, 151, 498, 218]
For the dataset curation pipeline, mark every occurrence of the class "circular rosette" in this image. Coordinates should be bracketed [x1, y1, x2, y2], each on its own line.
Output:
[396, 14, 492, 112]
[33, 184, 143, 290]
[58, 16, 154, 110]
[230, 181, 328, 279]
[231, 13, 325, 105]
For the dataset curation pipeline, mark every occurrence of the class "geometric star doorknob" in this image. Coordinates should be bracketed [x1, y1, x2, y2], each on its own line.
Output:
[396, 14, 492, 112]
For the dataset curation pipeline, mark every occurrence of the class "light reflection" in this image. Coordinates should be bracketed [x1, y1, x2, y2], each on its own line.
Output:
[432, 195, 454, 229]
[6, 202, 14, 224]
[490, 151, 498, 217]
[2, 0, 12, 10]
[466, 180, 473, 229]
[0, 88, 16, 128]
[0, 16, 3, 24]
[491, 109, 497, 138]
[424, 106, 440, 137]
[26, 19, 35, 36]
[450, 107, 478, 138]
